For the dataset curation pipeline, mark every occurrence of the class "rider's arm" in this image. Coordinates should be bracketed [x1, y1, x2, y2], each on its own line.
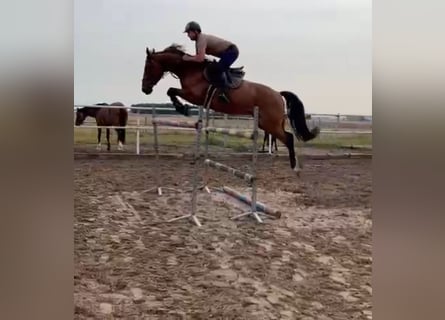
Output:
[183, 36, 206, 62]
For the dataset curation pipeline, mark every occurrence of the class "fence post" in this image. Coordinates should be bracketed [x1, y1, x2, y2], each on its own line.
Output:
[223, 114, 228, 147]
[153, 106, 161, 195]
[136, 117, 140, 155]
[251, 107, 261, 222]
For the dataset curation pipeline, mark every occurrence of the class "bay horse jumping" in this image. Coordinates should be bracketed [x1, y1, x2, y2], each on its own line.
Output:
[75, 102, 128, 151]
[141, 44, 319, 173]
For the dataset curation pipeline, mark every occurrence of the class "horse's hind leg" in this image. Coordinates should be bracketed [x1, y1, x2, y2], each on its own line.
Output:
[284, 130, 302, 174]
[267, 125, 301, 175]
[96, 128, 102, 150]
[106, 128, 111, 151]
[262, 133, 267, 152]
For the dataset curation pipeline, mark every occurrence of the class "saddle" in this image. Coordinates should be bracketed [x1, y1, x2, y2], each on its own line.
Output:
[203, 61, 245, 89]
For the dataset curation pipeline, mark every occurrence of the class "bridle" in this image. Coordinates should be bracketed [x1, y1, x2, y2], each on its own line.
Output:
[142, 55, 179, 85]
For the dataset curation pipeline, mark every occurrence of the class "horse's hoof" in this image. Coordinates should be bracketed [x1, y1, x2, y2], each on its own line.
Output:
[96, 145, 101, 150]
[293, 167, 302, 177]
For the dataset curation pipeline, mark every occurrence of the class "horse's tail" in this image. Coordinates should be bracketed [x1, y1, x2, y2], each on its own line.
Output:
[118, 108, 128, 143]
[280, 91, 319, 142]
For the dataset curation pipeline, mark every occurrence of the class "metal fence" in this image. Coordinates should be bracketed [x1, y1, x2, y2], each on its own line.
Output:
[74, 104, 372, 154]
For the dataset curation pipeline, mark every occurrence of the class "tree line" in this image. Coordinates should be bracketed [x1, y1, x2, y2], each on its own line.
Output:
[131, 102, 217, 116]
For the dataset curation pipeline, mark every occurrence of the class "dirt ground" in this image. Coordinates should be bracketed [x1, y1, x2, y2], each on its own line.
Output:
[74, 154, 372, 319]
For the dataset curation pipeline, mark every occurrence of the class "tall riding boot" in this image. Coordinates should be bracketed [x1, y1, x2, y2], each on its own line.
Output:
[217, 72, 230, 103]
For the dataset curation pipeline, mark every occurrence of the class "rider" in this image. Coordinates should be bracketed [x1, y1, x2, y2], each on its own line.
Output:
[182, 21, 239, 103]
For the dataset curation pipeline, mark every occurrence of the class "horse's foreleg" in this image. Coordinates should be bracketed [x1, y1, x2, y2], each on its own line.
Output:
[167, 87, 191, 116]
[116, 129, 124, 151]
[262, 134, 267, 152]
[97, 128, 102, 150]
[106, 128, 110, 151]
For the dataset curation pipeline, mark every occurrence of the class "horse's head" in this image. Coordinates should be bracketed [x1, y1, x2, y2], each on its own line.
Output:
[75, 108, 87, 126]
[141, 44, 187, 95]
[75, 106, 100, 125]
[141, 47, 163, 95]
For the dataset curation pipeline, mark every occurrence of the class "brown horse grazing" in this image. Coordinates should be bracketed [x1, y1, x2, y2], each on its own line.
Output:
[75, 102, 128, 151]
[141, 44, 319, 172]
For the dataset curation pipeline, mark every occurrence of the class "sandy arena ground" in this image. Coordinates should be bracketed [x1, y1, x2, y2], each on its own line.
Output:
[74, 154, 372, 319]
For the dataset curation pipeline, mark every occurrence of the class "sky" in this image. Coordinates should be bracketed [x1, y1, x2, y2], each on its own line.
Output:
[74, 0, 371, 115]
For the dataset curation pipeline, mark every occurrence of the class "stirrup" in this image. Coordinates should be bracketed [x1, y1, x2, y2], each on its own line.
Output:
[218, 92, 230, 103]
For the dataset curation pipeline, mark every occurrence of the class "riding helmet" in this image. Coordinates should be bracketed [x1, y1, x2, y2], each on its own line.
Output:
[184, 21, 201, 33]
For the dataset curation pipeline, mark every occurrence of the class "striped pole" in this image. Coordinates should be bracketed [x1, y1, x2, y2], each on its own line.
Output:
[203, 87, 217, 191]
[204, 98, 211, 189]
[222, 186, 281, 219]
[205, 127, 254, 139]
[191, 104, 204, 225]
[152, 119, 196, 129]
[204, 159, 254, 183]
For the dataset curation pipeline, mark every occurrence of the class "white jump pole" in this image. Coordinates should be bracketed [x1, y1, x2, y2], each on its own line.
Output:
[167, 104, 205, 227]
[231, 106, 263, 223]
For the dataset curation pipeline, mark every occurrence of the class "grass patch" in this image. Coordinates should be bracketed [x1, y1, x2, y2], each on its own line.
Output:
[306, 133, 372, 149]
[74, 128, 371, 150]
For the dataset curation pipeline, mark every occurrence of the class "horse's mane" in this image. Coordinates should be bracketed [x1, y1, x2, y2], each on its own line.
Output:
[77, 102, 122, 113]
[163, 43, 187, 55]
[161, 43, 211, 64]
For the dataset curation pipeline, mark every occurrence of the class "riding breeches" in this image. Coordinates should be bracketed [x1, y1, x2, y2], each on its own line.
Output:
[217, 44, 239, 72]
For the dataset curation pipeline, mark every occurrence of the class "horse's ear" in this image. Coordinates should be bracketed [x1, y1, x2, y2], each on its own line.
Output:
[146, 47, 150, 55]
[151, 48, 155, 54]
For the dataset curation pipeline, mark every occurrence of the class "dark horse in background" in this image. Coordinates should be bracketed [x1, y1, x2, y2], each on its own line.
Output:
[262, 130, 278, 153]
[141, 44, 319, 174]
[75, 102, 128, 151]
